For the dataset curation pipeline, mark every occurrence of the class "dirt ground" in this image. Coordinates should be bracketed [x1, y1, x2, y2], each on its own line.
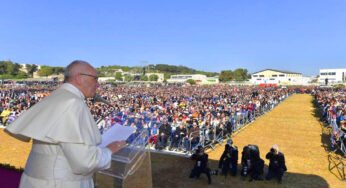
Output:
[0, 130, 31, 169]
[1, 94, 345, 188]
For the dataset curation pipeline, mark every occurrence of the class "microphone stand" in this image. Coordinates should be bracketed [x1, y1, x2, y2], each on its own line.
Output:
[92, 94, 117, 125]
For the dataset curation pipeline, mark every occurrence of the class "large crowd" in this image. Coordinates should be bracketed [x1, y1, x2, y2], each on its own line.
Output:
[1, 81, 292, 154]
[0, 81, 57, 125]
[314, 87, 346, 156]
[7, 81, 345, 184]
[93, 84, 291, 152]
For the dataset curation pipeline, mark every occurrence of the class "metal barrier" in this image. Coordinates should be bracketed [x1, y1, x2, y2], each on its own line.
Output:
[328, 153, 346, 181]
[187, 130, 200, 152]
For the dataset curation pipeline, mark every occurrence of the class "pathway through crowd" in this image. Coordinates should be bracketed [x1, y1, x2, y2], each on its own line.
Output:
[152, 94, 344, 188]
[206, 94, 343, 188]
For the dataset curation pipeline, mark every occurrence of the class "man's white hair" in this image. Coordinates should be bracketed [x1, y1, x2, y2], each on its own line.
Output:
[272, 144, 279, 154]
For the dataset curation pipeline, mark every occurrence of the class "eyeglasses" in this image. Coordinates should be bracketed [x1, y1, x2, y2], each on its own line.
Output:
[79, 73, 99, 81]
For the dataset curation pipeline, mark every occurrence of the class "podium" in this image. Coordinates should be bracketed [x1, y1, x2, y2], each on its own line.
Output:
[95, 128, 152, 188]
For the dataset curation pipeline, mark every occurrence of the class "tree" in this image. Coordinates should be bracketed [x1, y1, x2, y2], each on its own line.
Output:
[52, 67, 64, 75]
[122, 67, 130, 72]
[0, 61, 23, 78]
[149, 74, 159, 81]
[124, 74, 133, 82]
[25, 64, 38, 77]
[140, 75, 148, 81]
[186, 79, 196, 85]
[233, 68, 249, 81]
[0, 62, 6, 75]
[4, 62, 21, 76]
[16, 71, 28, 79]
[164, 73, 171, 80]
[115, 72, 123, 81]
[219, 70, 233, 82]
[38, 66, 54, 77]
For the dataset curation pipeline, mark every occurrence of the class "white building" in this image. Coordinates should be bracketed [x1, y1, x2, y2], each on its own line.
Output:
[200, 76, 219, 85]
[167, 74, 219, 85]
[250, 69, 311, 85]
[319, 68, 346, 85]
[98, 77, 116, 82]
[19, 64, 29, 73]
[20, 64, 40, 74]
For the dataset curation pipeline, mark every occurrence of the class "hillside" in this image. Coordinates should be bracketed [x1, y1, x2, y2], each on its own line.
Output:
[96, 64, 219, 79]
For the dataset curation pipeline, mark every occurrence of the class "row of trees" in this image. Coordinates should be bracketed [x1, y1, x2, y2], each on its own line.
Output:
[1, 60, 251, 82]
[219, 68, 250, 82]
[0, 61, 65, 79]
[0, 61, 38, 79]
[97, 64, 220, 80]
[37, 66, 64, 77]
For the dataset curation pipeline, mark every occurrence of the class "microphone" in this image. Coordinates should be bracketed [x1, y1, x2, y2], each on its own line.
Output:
[93, 94, 112, 106]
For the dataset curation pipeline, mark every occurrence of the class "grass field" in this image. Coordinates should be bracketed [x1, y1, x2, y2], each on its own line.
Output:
[1, 94, 345, 188]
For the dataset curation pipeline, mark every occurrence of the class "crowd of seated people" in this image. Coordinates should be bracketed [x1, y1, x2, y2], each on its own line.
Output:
[314, 87, 346, 156]
[90, 84, 291, 153]
[1, 81, 291, 154]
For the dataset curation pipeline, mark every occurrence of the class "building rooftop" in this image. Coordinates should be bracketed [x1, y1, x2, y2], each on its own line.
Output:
[252, 69, 301, 75]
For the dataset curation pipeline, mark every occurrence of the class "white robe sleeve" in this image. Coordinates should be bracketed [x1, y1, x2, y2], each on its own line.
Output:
[6, 87, 102, 145]
[60, 143, 112, 175]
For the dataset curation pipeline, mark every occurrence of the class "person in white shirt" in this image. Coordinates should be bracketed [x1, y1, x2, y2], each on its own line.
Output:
[6, 60, 127, 188]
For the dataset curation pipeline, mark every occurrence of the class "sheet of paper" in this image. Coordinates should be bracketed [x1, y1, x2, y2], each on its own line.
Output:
[99, 125, 135, 147]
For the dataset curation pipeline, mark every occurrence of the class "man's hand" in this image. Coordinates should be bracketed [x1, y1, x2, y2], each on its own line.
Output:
[106, 140, 127, 154]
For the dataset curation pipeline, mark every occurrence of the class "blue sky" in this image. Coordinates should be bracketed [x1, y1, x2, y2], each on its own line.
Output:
[1, 0, 345, 76]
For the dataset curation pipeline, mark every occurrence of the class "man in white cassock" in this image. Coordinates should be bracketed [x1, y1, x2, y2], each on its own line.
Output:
[5, 60, 127, 188]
